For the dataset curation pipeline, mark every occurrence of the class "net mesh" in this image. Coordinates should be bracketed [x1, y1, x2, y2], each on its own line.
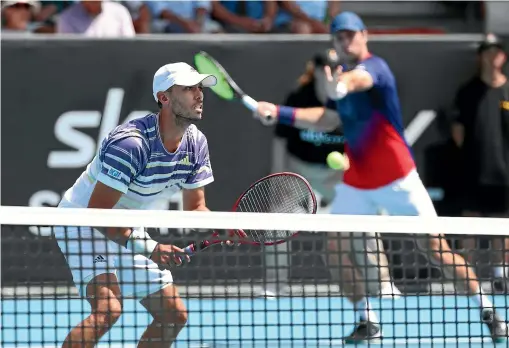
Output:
[2, 206, 509, 348]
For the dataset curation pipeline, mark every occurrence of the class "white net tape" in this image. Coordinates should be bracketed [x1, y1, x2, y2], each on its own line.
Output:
[1, 205, 509, 235]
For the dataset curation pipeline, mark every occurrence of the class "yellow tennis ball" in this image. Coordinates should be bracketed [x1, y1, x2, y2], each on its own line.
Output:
[326, 151, 348, 170]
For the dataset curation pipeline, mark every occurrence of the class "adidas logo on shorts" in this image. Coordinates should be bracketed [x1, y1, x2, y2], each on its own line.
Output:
[93, 255, 106, 264]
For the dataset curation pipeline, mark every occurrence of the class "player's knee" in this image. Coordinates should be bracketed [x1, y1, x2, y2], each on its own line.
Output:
[427, 245, 455, 265]
[156, 297, 188, 325]
[159, 307, 188, 326]
[91, 300, 123, 330]
[175, 309, 188, 325]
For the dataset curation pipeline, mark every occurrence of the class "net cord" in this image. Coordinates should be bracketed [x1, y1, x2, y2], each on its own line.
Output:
[1, 205, 509, 235]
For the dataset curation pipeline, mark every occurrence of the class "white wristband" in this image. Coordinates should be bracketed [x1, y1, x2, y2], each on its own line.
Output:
[335, 81, 348, 100]
[126, 227, 158, 258]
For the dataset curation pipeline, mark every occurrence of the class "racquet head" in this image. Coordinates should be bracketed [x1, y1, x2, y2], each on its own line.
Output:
[232, 172, 317, 245]
[194, 51, 245, 100]
[194, 51, 275, 124]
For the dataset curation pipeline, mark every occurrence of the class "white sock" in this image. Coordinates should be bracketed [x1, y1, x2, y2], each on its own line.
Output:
[354, 298, 378, 322]
[471, 286, 494, 310]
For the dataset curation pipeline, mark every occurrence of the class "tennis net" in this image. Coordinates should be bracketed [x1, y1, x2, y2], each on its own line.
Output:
[2, 206, 509, 347]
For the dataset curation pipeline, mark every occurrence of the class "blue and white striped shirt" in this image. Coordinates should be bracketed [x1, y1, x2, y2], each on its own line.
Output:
[62, 113, 214, 209]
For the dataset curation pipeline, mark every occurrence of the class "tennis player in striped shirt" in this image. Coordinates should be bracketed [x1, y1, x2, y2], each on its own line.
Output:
[54, 62, 217, 347]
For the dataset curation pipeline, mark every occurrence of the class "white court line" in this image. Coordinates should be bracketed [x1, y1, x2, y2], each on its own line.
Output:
[327, 337, 494, 345]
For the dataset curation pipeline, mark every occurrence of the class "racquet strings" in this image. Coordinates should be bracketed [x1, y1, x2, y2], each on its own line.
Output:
[234, 174, 316, 244]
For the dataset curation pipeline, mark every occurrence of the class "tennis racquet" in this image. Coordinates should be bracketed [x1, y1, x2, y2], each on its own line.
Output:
[193, 51, 275, 125]
[179, 172, 317, 260]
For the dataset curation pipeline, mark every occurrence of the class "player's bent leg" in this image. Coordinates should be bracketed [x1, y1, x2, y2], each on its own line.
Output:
[62, 273, 123, 348]
[420, 234, 509, 341]
[261, 242, 291, 298]
[353, 232, 401, 299]
[377, 170, 509, 341]
[376, 171, 483, 293]
[139, 284, 188, 348]
[460, 211, 483, 267]
[54, 223, 122, 347]
[330, 184, 378, 302]
[488, 212, 509, 292]
[330, 184, 383, 343]
[114, 251, 182, 347]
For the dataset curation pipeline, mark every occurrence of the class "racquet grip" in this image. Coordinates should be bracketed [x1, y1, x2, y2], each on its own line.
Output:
[242, 95, 274, 123]
[175, 243, 195, 264]
[183, 244, 196, 256]
[241, 95, 258, 111]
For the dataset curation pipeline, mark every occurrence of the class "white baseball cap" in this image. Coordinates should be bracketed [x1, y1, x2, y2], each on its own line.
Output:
[152, 62, 217, 102]
[2, 0, 38, 10]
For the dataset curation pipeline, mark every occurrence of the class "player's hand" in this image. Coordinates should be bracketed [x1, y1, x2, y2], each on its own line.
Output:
[324, 65, 345, 100]
[254, 101, 278, 126]
[257, 17, 273, 32]
[150, 243, 190, 268]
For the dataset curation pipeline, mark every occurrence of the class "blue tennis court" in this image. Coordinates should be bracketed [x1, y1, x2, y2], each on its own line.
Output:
[2, 293, 509, 347]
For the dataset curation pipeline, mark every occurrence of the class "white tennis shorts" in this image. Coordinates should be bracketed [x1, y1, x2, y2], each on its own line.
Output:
[331, 170, 437, 217]
[54, 200, 173, 298]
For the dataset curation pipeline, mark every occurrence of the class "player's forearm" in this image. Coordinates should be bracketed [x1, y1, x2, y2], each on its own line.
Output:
[278, 106, 340, 132]
[298, 109, 341, 132]
[338, 69, 374, 93]
[294, 107, 329, 129]
[192, 205, 210, 212]
[95, 225, 158, 258]
[101, 227, 133, 246]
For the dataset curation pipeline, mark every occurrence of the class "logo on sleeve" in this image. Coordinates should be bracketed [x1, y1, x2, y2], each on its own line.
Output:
[107, 168, 122, 179]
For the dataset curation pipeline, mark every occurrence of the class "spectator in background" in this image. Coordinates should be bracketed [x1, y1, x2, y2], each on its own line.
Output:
[211, 1, 277, 33]
[262, 50, 399, 299]
[147, 1, 222, 34]
[33, 1, 73, 33]
[2, 0, 39, 33]
[451, 33, 509, 291]
[121, 1, 151, 34]
[275, 0, 340, 34]
[57, 1, 135, 37]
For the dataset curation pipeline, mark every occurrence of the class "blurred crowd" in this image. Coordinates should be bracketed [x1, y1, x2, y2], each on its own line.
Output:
[1, 0, 343, 36]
